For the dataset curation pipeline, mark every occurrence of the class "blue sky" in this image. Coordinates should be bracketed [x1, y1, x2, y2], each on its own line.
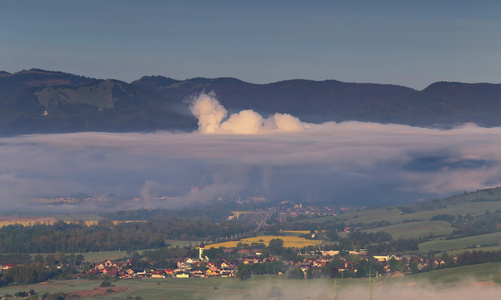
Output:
[1, 0, 500, 89]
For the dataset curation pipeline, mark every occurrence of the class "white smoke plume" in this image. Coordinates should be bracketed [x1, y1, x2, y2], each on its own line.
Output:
[190, 91, 228, 134]
[190, 92, 305, 134]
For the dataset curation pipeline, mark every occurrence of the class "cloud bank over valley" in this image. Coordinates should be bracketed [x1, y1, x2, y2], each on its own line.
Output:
[1, 92, 500, 212]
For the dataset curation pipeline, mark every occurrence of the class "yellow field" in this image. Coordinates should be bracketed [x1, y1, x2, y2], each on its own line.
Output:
[0, 221, 46, 227]
[205, 235, 322, 249]
[0, 217, 57, 227]
[283, 230, 310, 235]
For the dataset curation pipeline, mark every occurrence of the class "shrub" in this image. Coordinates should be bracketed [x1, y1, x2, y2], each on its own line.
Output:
[100, 280, 112, 287]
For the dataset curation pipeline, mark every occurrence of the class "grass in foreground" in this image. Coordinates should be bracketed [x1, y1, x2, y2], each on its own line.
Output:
[388, 261, 501, 288]
[5, 264, 501, 299]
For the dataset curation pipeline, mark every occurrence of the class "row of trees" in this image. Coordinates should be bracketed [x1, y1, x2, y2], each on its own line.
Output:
[0, 263, 78, 286]
[0, 252, 87, 287]
[0, 217, 250, 253]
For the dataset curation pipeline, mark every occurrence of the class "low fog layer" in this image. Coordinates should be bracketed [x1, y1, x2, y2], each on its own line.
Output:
[215, 280, 501, 300]
[1, 92, 501, 212]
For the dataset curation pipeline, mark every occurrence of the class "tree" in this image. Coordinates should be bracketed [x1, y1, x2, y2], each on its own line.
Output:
[100, 280, 112, 287]
[325, 230, 339, 241]
[442, 252, 452, 266]
[34, 254, 45, 263]
[267, 239, 284, 256]
[321, 263, 339, 278]
[287, 267, 305, 279]
[45, 254, 57, 266]
[410, 260, 419, 273]
[388, 257, 398, 272]
[237, 262, 251, 281]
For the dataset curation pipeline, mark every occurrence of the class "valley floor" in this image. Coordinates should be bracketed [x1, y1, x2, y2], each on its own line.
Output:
[4, 263, 501, 300]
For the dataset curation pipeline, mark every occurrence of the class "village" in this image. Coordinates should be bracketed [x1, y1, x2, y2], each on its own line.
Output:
[71, 247, 447, 280]
[0, 243, 449, 283]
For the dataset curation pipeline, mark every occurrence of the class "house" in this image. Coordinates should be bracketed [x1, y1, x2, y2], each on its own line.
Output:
[176, 272, 190, 278]
[103, 268, 118, 276]
[299, 262, 312, 276]
[164, 268, 173, 276]
[190, 270, 205, 278]
[104, 260, 114, 268]
[221, 271, 233, 277]
[373, 255, 390, 262]
[205, 269, 221, 277]
[243, 256, 259, 265]
[321, 250, 339, 257]
[136, 271, 147, 278]
[119, 270, 134, 279]
[2, 263, 15, 270]
[151, 270, 165, 279]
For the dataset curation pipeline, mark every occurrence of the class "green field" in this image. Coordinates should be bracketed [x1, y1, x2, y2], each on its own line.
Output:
[300, 191, 501, 255]
[4, 265, 501, 300]
[0, 276, 363, 300]
[364, 220, 454, 239]
[331, 200, 501, 225]
[82, 251, 130, 263]
[419, 231, 501, 253]
[0, 279, 101, 298]
[388, 261, 501, 287]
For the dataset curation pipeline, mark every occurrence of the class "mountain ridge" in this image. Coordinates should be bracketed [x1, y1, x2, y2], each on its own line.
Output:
[1, 68, 501, 135]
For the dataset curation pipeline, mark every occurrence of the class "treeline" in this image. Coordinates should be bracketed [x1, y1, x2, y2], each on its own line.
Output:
[443, 250, 501, 267]
[0, 253, 84, 287]
[1, 263, 79, 286]
[0, 218, 250, 253]
[430, 210, 501, 239]
[320, 256, 385, 279]
[1, 264, 53, 286]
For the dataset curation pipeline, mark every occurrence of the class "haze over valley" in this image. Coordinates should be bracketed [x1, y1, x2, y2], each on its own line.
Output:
[1, 83, 501, 213]
[4, 3, 501, 298]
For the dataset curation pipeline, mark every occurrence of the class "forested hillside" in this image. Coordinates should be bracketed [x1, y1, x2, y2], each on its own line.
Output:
[1, 69, 501, 135]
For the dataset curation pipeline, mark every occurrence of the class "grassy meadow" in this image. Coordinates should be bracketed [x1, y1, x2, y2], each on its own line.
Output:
[318, 200, 501, 225]
[418, 231, 501, 253]
[364, 220, 454, 239]
[387, 261, 501, 288]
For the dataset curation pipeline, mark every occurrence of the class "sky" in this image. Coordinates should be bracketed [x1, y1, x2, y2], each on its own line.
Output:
[1, 0, 501, 89]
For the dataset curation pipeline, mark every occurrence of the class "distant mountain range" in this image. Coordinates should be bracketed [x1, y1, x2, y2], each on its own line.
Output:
[1, 68, 501, 135]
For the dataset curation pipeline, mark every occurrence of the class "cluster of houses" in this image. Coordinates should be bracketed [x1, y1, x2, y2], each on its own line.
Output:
[1, 248, 448, 282]
[76, 249, 446, 280]
[277, 204, 347, 217]
[0, 263, 15, 271]
[81, 258, 237, 279]
[292, 250, 446, 276]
